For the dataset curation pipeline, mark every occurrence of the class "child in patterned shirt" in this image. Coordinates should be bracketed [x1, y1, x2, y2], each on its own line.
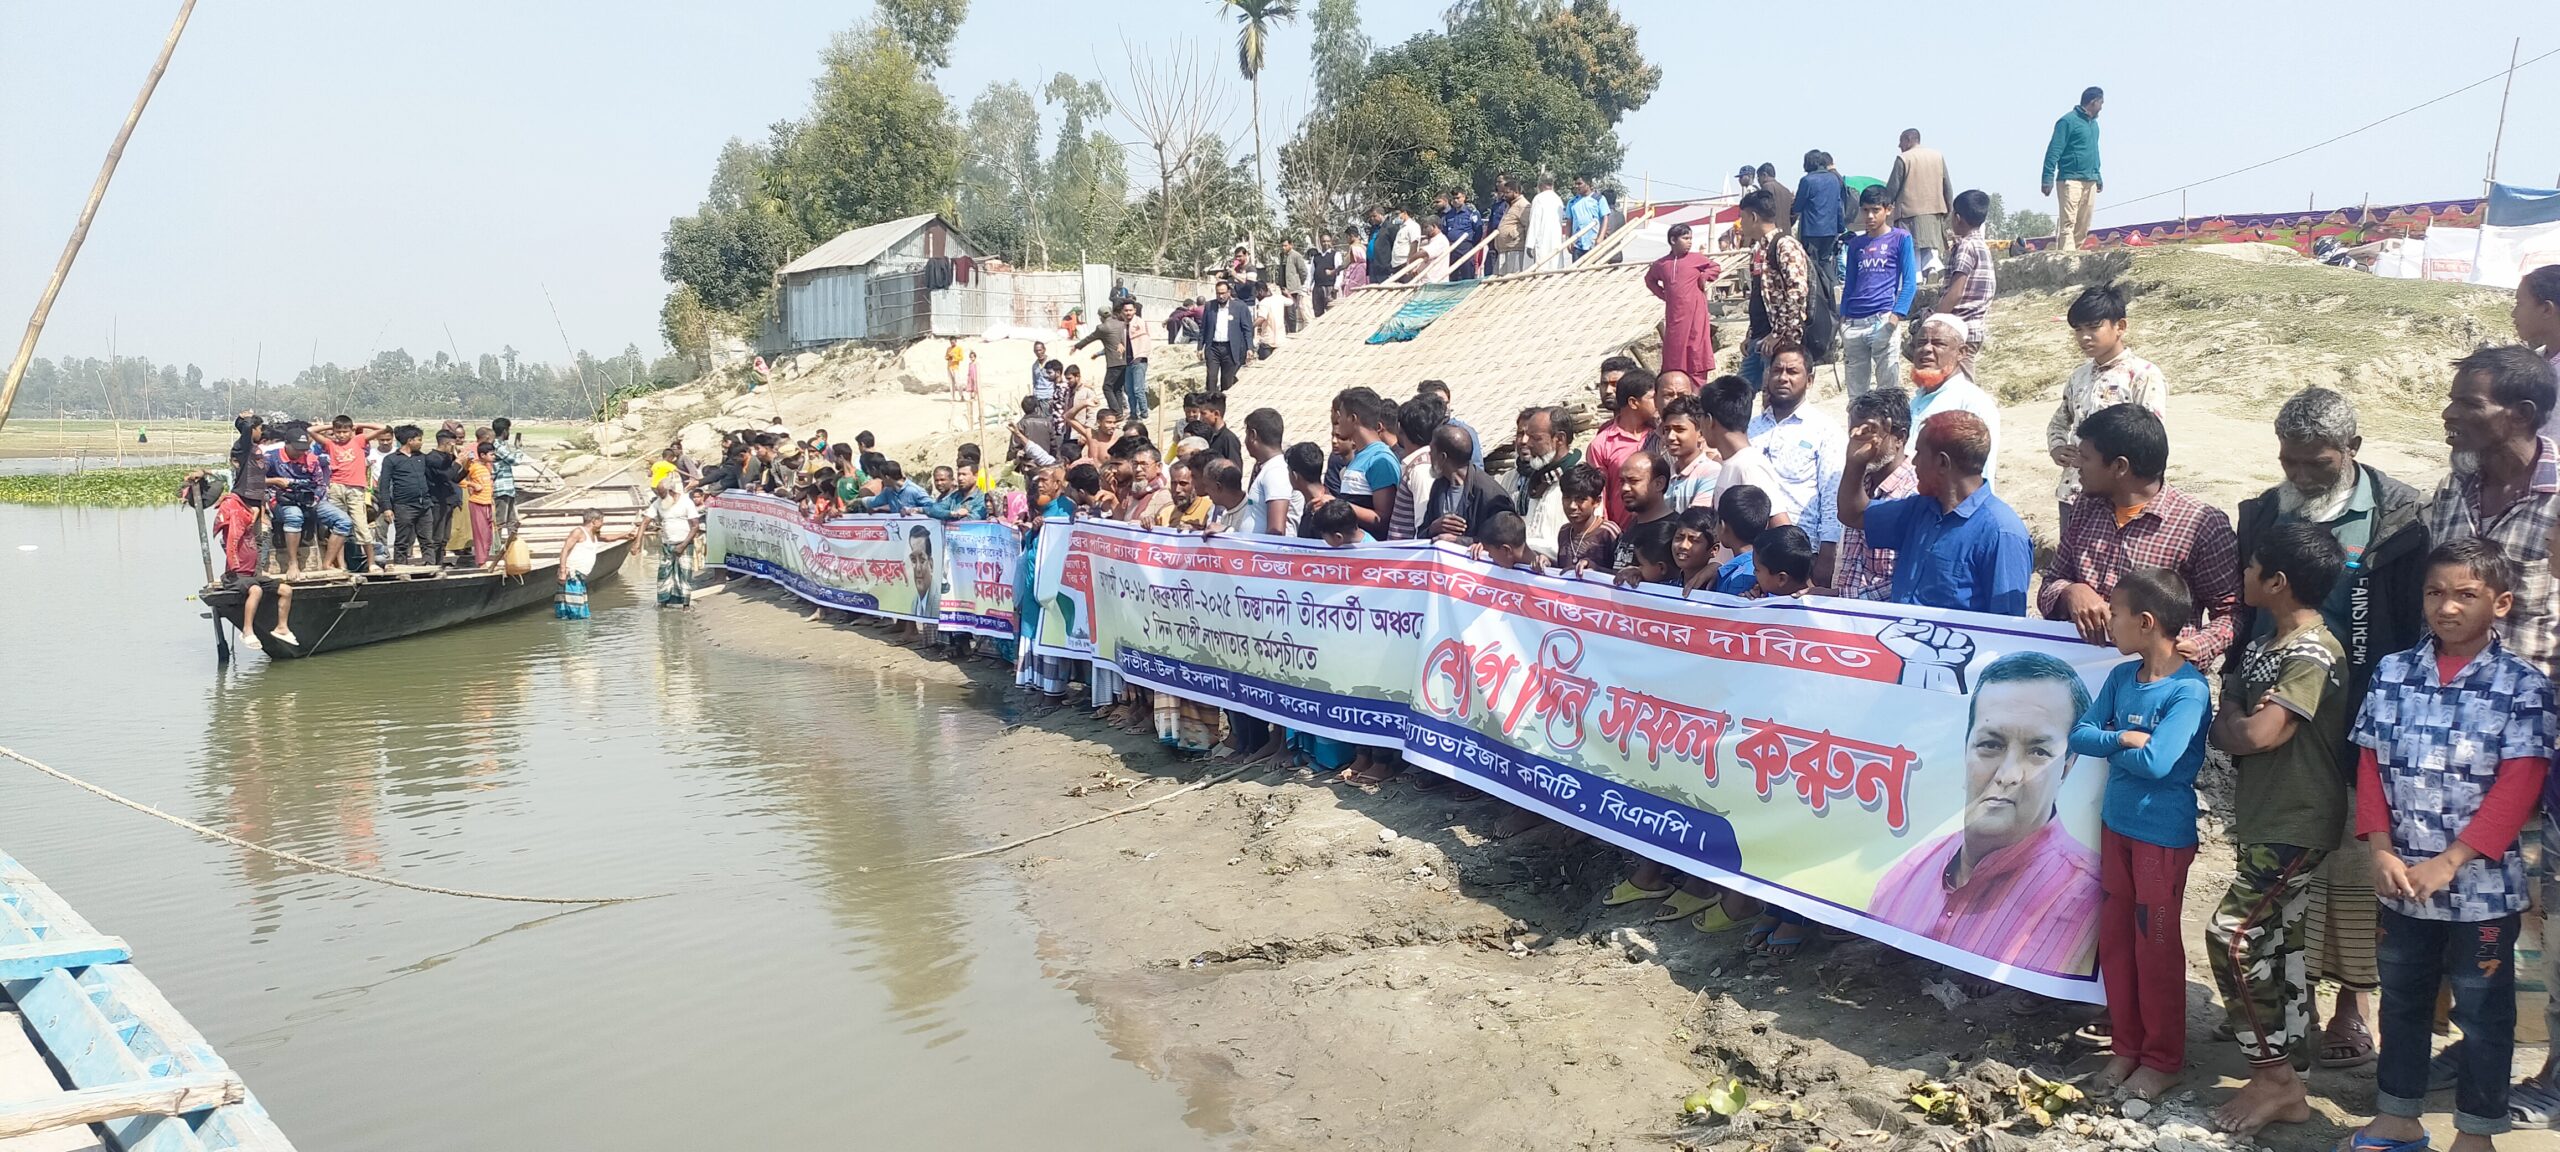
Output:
[2340, 537, 2554, 1152]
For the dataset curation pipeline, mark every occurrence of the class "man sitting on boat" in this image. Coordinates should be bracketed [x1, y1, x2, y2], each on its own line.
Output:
[213, 486, 297, 648]
[263, 427, 353, 575]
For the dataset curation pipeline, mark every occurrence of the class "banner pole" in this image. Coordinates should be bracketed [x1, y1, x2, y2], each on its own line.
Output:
[2487, 36, 2520, 192]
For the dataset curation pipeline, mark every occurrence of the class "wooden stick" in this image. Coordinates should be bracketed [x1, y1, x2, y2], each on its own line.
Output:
[0, 0, 199, 435]
[0, 1071, 242, 1141]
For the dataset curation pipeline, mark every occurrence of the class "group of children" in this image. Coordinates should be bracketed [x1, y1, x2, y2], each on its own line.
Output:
[2078, 527, 2551, 1151]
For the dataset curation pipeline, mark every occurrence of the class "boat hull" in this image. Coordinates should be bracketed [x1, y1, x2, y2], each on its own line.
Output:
[199, 537, 632, 658]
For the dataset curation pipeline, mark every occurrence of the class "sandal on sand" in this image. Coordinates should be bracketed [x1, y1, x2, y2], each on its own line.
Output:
[2069, 1018, 2114, 1049]
[2510, 1078, 2560, 1129]
[1741, 915, 1780, 950]
[2318, 1016, 2377, 1069]
[2334, 1130, 2429, 1152]
[1689, 903, 1749, 934]
[1649, 891, 1714, 922]
[1602, 879, 1671, 906]
[1762, 924, 1809, 959]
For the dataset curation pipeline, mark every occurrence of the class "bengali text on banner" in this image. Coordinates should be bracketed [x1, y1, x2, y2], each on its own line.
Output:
[704, 492, 945, 622]
[938, 521, 1022, 638]
[1035, 519, 2125, 1002]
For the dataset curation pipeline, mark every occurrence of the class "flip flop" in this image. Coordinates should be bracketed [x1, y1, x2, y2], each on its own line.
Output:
[2069, 1019, 2114, 1049]
[1649, 891, 1714, 923]
[1763, 924, 1809, 959]
[2334, 1129, 2429, 1152]
[2318, 1016, 2378, 1069]
[1741, 915, 1780, 950]
[2510, 1078, 2560, 1129]
[1602, 879, 1673, 906]
[1689, 903, 1749, 934]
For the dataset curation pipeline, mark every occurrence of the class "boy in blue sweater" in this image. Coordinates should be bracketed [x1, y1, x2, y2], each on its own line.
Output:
[1840, 185, 1918, 399]
[1712, 485, 1772, 596]
[2072, 566, 2212, 1102]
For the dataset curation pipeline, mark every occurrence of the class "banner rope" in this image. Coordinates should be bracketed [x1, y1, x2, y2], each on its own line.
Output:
[0, 744, 660, 905]
[892, 761, 1257, 867]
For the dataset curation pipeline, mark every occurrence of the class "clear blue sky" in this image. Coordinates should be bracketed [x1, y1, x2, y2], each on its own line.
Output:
[4, 1, 2551, 374]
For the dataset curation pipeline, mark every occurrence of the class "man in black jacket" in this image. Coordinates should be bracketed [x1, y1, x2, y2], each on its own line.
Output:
[373, 424, 435, 565]
[423, 428, 466, 566]
[1196, 279, 1255, 394]
[1422, 425, 1516, 543]
[2228, 387, 2426, 1065]
[2231, 388, 2427, 705]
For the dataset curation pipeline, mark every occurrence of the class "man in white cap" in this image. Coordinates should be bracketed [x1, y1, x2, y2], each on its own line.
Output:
[1907, 314, 2001, 482]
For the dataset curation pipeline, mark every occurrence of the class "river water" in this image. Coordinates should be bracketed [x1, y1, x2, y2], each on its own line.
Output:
[0, 504, 1210, 1150]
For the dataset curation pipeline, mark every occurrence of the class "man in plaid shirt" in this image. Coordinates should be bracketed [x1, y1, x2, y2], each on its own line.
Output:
[2039, 403, 2241, 667]
[2424, 345, 2560, 682]
[1829, 385, 1920, 599]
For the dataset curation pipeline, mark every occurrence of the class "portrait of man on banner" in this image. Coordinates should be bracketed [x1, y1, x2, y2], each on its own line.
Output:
[1867, 651, 2102, 976]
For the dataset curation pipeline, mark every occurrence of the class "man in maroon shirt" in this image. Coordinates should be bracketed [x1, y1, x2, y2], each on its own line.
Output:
[2040, 403, 2241, 668]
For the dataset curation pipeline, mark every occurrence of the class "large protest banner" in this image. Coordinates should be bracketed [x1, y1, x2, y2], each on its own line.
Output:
[938, 521, 1022, 638]
[1039, 520, 2123, 1002]
[704, 492, 944, 622]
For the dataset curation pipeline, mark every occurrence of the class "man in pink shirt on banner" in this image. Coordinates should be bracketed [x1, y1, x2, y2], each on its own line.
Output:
[1869, 651, 2103, 977]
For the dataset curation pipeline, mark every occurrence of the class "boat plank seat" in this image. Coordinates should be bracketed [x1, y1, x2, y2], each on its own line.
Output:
[0, 1011, 103, 1152]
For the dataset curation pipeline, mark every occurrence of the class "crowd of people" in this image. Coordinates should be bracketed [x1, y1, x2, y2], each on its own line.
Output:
[699, 247, 2560, 1149]
[204, 412, 542, 647]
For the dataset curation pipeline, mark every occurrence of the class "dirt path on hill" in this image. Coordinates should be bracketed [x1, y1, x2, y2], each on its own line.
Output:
[681, 578, 2549, 1152]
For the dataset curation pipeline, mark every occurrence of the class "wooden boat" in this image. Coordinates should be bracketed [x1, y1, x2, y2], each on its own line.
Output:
[0, 851, 295, 1150]
[197, 483, 648, 659]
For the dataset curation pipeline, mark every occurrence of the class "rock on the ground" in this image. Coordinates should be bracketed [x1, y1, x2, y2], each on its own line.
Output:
[554, 452, 598, 477]
[677, 421, 722, 461]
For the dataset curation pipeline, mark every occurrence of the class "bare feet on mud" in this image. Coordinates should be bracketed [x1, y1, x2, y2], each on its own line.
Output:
[2090, 1055, 2136, 1094]
[2207, 1067, 2311, 1137]
[2117, 1066, 2179, 1102]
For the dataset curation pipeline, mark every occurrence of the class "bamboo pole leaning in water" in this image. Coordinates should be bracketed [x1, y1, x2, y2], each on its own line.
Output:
[0, 0, 199, 436]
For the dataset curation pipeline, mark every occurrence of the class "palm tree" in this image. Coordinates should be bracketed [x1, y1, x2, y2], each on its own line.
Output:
[1216, 0, 1298, 201]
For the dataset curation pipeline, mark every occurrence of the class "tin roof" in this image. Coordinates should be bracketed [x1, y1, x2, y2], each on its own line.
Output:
[779, 213, 950, 276]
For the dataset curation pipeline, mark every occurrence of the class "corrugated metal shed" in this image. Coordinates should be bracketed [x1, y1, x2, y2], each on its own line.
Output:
[779, 213, 945, 275]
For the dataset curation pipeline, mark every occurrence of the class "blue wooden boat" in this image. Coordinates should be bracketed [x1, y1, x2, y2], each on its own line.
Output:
[0, 852, 294, 1151]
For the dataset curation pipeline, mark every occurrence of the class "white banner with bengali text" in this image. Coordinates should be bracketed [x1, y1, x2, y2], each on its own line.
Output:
[1037, 519, 2126, 1002]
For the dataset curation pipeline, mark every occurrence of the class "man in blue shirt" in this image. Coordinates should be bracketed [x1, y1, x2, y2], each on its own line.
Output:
[1836, 407, 2031, 615]
[1567, 177, 1608, 258]
[863, 460, 932, 514]
[1441, 189, 1483, 282]
[1793, 149, 1850, 282]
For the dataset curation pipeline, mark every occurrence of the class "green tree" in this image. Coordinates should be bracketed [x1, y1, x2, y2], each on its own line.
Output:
[956, 81, 1045, 263]
[1041, 74, 1129, 265]
[770, 23, 960, 242]
[1528, 0, 1659, 123]
[661, 139, 807, 316]
[2007, 208, 2056, 241]
[1307, 0, 1369, 107]
[1362, 18, 1617, 208]
[875, 0, 969, 70]
[1215, 0, 1299, 199]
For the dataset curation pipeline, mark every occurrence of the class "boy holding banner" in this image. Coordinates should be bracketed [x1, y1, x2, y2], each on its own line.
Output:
[2072, 567, 2211, 1103]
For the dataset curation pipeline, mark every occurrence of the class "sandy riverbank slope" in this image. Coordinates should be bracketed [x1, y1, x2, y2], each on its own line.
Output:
[683, 578, 2540, 1152]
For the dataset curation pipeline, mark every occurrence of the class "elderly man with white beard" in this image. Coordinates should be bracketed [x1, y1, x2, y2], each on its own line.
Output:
[2229, 385, 2429, 1076]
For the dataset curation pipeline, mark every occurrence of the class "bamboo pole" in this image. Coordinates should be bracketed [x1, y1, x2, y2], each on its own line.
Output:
[2487, 37, 2521, 191]
[0, 0, 198, 435]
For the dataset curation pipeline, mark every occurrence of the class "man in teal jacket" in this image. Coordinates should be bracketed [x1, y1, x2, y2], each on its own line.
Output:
[2042, 87, 2104, 251]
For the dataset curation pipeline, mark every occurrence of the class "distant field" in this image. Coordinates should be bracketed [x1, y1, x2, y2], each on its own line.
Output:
[0, 418, 582, 460]
[0, 418, 233, 461]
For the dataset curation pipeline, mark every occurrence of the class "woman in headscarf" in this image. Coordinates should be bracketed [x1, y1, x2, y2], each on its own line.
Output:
[645, 476, 701, 607]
